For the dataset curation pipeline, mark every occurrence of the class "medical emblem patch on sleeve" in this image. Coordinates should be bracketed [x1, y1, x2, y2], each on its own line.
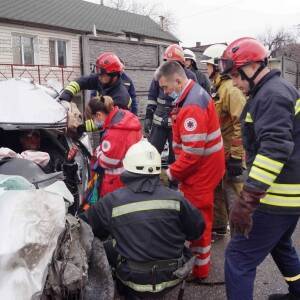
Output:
[184, 118, 197, 131]
[101, 140, 111, 152]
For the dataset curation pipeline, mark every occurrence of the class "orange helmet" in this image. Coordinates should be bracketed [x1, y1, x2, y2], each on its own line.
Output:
[95, 52, 124, 75]
[163, 44, 185, 65]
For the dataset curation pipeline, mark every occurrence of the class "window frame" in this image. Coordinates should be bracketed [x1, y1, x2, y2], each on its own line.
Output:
[49, 39, 68, 66]
[12, 33, 35, 65]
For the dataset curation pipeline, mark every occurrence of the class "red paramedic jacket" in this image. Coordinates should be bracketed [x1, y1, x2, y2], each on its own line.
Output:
[95, 107, 142, 196]
[170, 80, 225, 195]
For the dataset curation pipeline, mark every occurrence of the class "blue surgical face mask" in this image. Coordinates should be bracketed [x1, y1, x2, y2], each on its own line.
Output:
[169, 91, 179, 100]
[94, 119, 104, 129]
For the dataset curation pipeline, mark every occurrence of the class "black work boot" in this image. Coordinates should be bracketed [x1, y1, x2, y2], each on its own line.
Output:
[268, 293, 300, 300]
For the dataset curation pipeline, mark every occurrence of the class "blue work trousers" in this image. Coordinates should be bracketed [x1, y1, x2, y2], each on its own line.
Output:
[225, 210, 300, 300]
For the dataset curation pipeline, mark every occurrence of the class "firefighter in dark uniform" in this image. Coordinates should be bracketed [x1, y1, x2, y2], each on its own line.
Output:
[86, 71, 138, 133]
[91, 72, 138, 115]
[60, 52, 131, 110]
[121, 72, 138, 115]
[219, 37, 300, 300]
[144, 44, 197, 167]
[80, 139, 204, 299]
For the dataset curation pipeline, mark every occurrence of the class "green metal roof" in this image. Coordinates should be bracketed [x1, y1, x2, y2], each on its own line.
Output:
[0, 0, 179, 42]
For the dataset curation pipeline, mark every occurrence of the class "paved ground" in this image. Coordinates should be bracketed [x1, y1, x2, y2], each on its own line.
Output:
[161, 223, 300, 300]
[115, 222, 300, 300]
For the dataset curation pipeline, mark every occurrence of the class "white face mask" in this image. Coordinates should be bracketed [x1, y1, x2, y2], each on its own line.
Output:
[169, 90, 180, 100]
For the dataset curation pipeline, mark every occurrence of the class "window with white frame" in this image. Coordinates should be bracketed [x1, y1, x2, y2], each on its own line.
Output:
[12, 35, 35, 65]
[49, 39, 67, 66]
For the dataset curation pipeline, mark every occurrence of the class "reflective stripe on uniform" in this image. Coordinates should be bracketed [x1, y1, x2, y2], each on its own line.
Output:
[253, 154, 284, 175]
[157, 98, 167, 105]
[207, 128, 221, 141]
[181, 129, 221, 143]
[182, 145, 204, 155]
[285, 274, 300, 282]
[191, 245, 211, 254]
[295, 98, 300, 115]
[182, 140, 223, 156]
[112, 199, 180, 218]
[194, 255, 211, 266]
[65, 81, 80, 95]
[203, 140, 223, 156]
[172, 142, 182, 149]
[260, 194, 300, 207]
[85, 119, 97, 132]
[65, 86, 76, 95]
[99, 152, 121, 166]
[105, 167, 125, 175]
[127, 97, 132, 109]
[118, 276, 181, 293]
[249, 165, 277, 186]
[153, 114, 171, 126]
[147, 99, 157, 106]
[267, 183, 300, 195]
[182, 133, 207, 142]
[245, 112, 253, 123]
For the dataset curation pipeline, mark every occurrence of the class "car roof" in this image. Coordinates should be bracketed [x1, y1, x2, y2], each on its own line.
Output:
[0, 79, 67, 130]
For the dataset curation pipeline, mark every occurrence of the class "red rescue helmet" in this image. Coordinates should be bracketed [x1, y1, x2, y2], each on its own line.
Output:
[163, 44, 185, 65]
[219, 37, 269, 75]
[95, 52, 124, 75]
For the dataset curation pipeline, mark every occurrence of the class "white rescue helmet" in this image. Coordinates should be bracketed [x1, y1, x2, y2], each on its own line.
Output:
[123, 139, 161, 175]
[201, 44, 227, 66]
[183, 49, 197, 64]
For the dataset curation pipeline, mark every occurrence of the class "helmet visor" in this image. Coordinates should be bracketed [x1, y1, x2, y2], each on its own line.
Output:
[95, 66, 105, 75]
[218, 58, 235, 75]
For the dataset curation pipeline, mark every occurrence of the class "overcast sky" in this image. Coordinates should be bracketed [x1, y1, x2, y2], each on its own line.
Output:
[86, 0, 300, 47]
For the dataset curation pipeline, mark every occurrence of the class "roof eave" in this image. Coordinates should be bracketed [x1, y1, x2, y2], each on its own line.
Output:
[0, 18, 88, 35]
[122, 30, 179, 43]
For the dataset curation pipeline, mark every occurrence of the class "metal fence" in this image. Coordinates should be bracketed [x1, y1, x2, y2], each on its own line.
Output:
[269, 57, 300, 90]
[0, 64, 81, 86]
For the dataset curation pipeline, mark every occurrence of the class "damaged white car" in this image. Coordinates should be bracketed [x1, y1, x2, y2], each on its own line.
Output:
[0, 79, 113, 300]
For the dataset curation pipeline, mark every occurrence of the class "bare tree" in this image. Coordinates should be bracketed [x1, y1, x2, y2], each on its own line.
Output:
[102, 0, 178, 34]
[257, 27, 297, 57]
[108, 0, 130, 10]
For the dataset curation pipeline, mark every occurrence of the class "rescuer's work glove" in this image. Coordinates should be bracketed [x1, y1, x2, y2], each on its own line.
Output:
[229, 186, 265, 238]
[59, 90, 73, 102]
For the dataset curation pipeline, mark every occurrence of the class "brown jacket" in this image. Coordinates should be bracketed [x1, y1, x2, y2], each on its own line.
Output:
[212, 74, 246, 160]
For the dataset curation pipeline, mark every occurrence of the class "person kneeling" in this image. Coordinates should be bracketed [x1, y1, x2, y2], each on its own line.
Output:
[80, 140, 204, 299]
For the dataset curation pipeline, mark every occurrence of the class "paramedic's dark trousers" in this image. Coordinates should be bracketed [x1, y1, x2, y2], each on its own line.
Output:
[148, 125, 175, 165]
[225, 210, 300, 300]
